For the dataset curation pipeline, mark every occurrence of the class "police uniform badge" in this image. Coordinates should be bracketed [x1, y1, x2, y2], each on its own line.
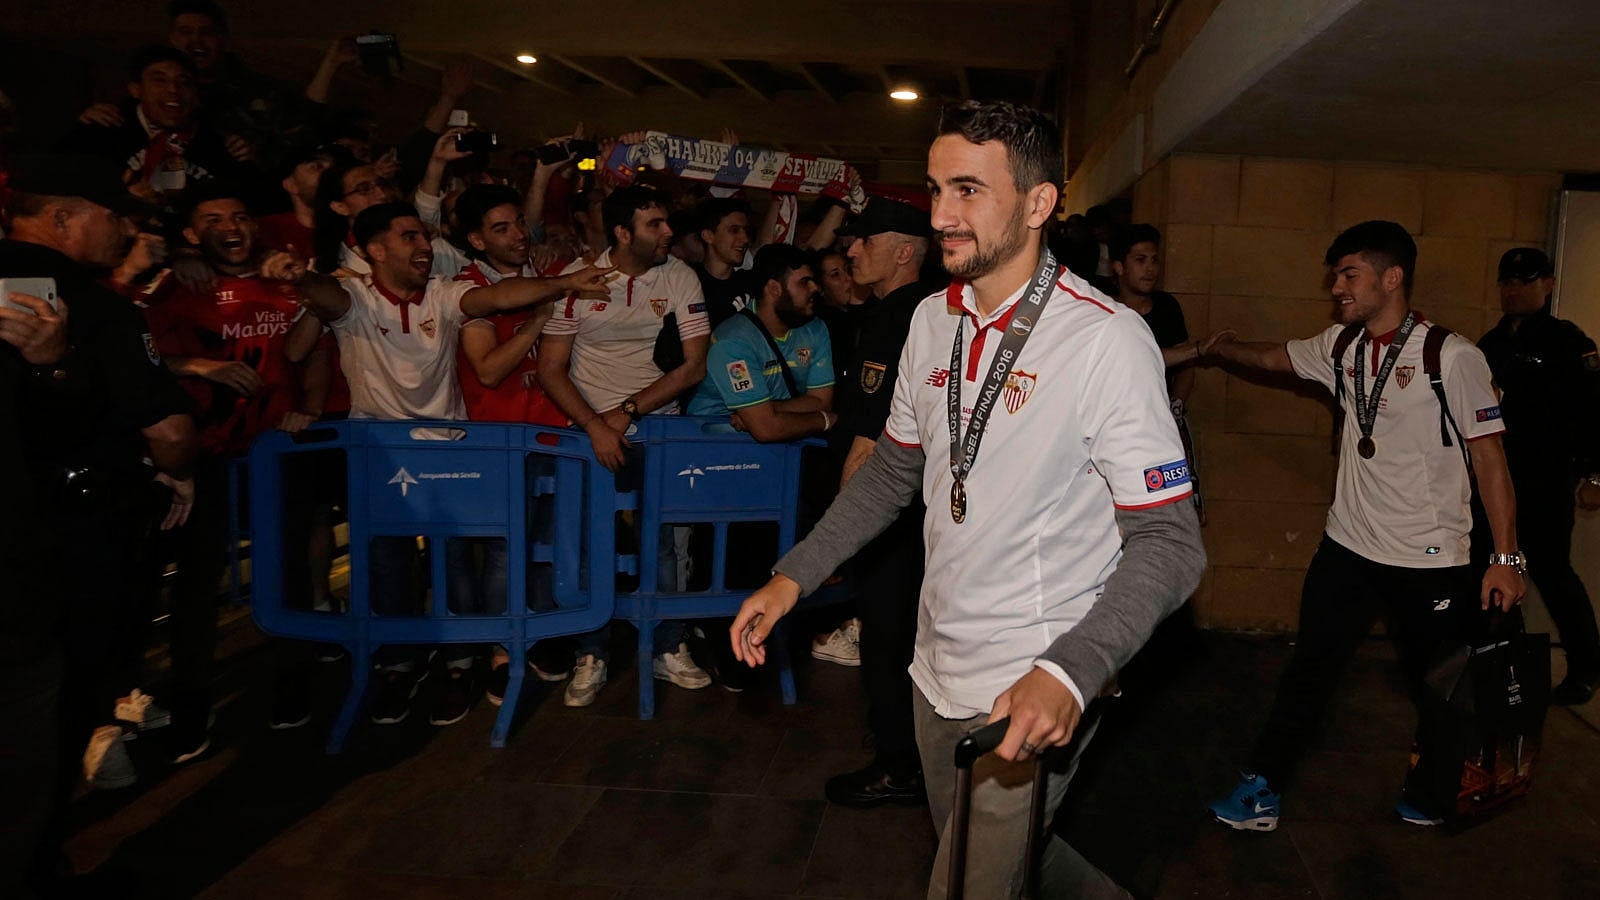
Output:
[143, 332, 161, 366]
[861, 361, 887, 394]
[1585, 351, 1600, 372]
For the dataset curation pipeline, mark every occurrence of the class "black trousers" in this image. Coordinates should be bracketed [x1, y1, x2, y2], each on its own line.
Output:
[1249, 537, 1477, 805]
[1516, 476, 1600, 676]
[856, 505, 924, 774]
[163, 456, 231, 738]
[0, 648, 61, 900]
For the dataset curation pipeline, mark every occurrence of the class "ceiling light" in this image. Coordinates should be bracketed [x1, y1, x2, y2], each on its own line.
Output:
[515, 54, 538, 65]
[889, 88, 919, 101]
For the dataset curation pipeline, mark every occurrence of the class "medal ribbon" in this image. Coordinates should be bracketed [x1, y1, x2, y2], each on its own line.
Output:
[1352, 311, 1419, 448]
[946, 250, 1062, 522]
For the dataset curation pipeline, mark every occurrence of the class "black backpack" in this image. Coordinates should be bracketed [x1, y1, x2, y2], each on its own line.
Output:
[1330, 322, 1468, 466]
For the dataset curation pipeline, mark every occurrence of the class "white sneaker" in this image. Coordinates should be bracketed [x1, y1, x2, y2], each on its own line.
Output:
[653, 643, 712, 690]
[114, 689, 171, 732]
[84, 725, 137, 789]
[812, 618, 861, 667]
[564, 655, 607, 707]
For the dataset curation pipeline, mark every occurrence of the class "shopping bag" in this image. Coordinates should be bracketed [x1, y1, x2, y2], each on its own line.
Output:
[1412, 609, 1550, 819]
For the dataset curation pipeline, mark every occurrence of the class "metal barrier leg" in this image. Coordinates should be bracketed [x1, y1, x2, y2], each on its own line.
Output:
[637, 620, 656, 720]
[326, 641, 366, 754]
[772, 618, 798, 706]
[492, 640, 525, 748]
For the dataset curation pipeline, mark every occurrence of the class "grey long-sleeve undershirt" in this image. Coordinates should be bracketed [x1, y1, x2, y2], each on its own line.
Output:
[774, 434, 1207, 702]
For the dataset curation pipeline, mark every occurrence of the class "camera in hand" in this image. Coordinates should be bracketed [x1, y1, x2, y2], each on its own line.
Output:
[455, 131, 500, 154]
[356, 32, 402, 78]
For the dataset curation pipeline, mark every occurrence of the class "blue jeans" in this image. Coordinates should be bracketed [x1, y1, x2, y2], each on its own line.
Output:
[574, 523, 689, 662]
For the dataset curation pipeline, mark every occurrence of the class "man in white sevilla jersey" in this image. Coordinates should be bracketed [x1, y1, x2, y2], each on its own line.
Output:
[1205, 220, 1525, 830]
[730, 100, 1205, 900]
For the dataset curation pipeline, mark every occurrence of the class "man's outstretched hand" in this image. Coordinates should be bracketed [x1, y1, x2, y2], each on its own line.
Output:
[987, 668, 1082, 763]
[729, 574, 803, 667]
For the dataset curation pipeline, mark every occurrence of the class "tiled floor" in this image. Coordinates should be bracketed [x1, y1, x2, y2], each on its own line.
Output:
[64, 614, 1600, 898]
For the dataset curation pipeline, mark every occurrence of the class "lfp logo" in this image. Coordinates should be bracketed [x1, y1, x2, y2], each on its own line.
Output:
[1143, 460, 1192, 493]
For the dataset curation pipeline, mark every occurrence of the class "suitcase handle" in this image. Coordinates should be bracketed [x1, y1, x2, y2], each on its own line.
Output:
[954, 716, 1010, 769]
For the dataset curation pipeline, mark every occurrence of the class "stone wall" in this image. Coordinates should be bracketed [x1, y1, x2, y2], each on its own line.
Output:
[1137, 154, 1561, 630]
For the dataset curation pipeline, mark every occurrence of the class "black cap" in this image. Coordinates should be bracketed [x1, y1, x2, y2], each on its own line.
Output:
[836, 197, 933, 238]
[8, 153, 156, 218]
[1497, 247, 1553, 282]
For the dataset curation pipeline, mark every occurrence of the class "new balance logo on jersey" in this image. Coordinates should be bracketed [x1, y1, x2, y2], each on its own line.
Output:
[925, 368, 950, 388]
[1433, 598, 1452, 611]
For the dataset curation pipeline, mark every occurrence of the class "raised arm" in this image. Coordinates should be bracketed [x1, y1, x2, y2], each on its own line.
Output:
[1209, 333, 1294, 373]
[458, 264, 614, 318]
[295, 272, 353, 322]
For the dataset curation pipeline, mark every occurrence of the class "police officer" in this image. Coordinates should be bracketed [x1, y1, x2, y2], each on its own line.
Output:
[0, 153, 197, 813]
[1478, 248, 1600, 703]
[822, 198, 942, 807]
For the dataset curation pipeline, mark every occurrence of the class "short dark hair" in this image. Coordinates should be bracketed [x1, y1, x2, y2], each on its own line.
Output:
[352, 202, 422, 252]
[1110, 224, 1161, 264]
[167, 0, 228, 31]
[177, 179, 249, 227]
[697, 197, 751, 237]
[454, 184, 523, 241]
[937, 100, 1063, 192]
[129, 44, 197, 83]
[601, 185, 665, 246]
[751, 243, 812, 300]
[1325, 220, 1417, 296]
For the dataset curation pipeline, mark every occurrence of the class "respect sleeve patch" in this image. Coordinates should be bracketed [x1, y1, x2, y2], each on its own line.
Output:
[1474, 406, 1502, 423]
[1143, 459, 1192, 492]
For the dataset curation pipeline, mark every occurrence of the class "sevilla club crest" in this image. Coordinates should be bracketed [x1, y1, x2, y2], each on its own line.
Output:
[1003, 370, 1037, 414]
[1395, 364, 1415, 389]
[796, 347, 811, 366]
[861, 361, 886, 394]
[419, 317, 437, 339]
[650, 298, 669, 317]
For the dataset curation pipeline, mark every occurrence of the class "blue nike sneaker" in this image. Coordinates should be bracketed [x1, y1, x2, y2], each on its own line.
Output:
[1395, 798, 1443, 826]
[1209, 771, 1281, 831]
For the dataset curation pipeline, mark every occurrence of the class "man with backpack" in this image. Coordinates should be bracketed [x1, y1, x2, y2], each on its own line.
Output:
[1203, 220, 1526, 830]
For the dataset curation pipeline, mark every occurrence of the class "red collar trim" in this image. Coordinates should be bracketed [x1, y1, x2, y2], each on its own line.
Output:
[371, 278, 422, 307]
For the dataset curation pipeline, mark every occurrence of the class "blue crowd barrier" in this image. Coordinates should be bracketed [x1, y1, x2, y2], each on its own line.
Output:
[615, 416, 824, 719]
[249, 420, 618, 752]
[248, 416, 840, 748]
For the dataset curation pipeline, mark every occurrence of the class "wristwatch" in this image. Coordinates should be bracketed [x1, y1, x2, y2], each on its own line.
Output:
[1488, 551, 1527, 574]
[620, 397, 641, 421]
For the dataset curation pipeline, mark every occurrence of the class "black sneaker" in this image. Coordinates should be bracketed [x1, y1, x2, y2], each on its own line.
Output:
[530, 639, 573, 682]
[824, 762, 925, 808]
[430, 668, 477, 726]
[1552, 671, 1599, 706]
[486, 662, 511, 707]
[268, 688, 312, 731]
[370, 667, 425, 725]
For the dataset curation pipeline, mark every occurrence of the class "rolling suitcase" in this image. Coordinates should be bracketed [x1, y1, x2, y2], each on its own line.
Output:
[949, 716, 1046, 900]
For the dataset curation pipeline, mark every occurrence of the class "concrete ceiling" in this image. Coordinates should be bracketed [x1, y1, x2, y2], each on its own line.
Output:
[0, 0, 1069, 180]
[1179, 0, 1600, 173]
